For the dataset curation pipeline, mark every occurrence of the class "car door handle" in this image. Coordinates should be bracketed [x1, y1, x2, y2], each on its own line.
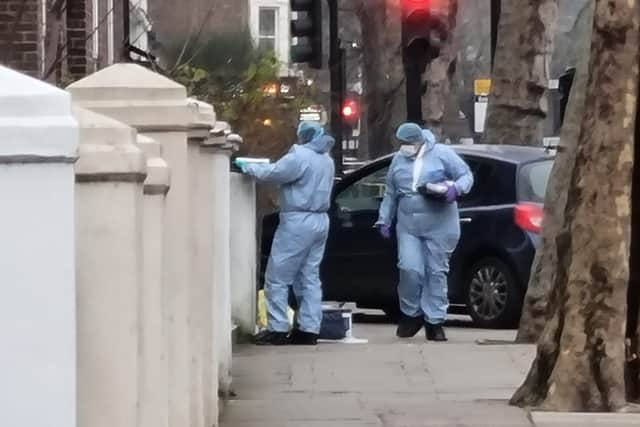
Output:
[459, 217, 472, 223]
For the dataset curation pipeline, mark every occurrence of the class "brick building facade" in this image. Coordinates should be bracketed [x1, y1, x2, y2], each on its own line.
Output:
[0, 0, 128, 85]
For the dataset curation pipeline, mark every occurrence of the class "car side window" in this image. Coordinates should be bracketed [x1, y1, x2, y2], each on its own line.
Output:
[458, 157, 494, 208]
[335, 166, 389, 212]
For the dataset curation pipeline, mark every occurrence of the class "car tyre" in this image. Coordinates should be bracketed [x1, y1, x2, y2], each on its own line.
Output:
[465, 258, 523, 329]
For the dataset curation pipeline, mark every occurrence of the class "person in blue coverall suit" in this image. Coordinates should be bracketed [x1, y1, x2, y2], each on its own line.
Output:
[236, 121, 335, 345]
[376, 123, 473, 341]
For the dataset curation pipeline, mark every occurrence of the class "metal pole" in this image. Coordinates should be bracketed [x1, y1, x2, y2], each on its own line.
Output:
[328, 0, 343, 175]
[490, 0, 500, 70]
[122, 0, 131, 61]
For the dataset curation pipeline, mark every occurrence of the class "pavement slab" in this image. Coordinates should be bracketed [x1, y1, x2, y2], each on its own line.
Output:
[221, 317, 537, 427]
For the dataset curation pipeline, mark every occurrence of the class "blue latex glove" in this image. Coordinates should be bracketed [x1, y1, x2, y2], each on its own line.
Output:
[234, 158, 247, 170]
[377, 224, 391, 239]
[444, 182, 459, 203]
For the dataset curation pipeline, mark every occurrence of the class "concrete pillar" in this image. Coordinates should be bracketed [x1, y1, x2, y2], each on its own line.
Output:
[0, 67, 78, 427]
[73, 106, 146, 427]
[137, 135, 170, 427]
[67, 64, 192, 427]
[209, 122, 235, 398]
[186, 99, 214, 427]
[230, 172, 258, 336]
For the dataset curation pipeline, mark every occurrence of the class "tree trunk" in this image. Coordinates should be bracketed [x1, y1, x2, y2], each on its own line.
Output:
[627, 73, 640, 403]
[510, 0, 640, 411]
[483, 0, 558, 146]
[515, 2, 595, 344]
[422, 0, 458, 137]
[356, 0, 404, 159]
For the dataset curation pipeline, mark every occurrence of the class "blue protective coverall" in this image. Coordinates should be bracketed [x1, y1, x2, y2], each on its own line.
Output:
[377, 129, 473, 325]
[241, 124, 335, 334]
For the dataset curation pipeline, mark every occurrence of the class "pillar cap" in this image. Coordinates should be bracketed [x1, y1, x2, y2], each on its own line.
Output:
[204, 121, 241, 152]
[137, 134, 170, 195]
[67, 63, 189, 131]
[0, 66, 78, 163]
[73, 106, 147, 182]
[187, 99, 215, 141]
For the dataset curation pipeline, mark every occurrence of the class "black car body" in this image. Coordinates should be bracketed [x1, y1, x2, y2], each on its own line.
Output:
[260, 144, 554, 328]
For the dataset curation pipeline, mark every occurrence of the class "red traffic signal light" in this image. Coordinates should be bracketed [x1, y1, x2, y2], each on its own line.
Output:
[342, 103, 356, 118]
[341, 99, 359, 126]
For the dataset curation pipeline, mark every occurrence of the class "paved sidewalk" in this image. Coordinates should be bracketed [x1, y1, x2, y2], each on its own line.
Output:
[221, 317, 536, 427]
[221, 316, 640, 426]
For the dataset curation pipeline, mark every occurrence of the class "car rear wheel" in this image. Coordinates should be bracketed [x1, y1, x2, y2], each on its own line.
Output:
[465, 258, 523, 329]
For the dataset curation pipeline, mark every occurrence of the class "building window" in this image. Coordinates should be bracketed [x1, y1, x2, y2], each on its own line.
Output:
[258, 8, 277, 52]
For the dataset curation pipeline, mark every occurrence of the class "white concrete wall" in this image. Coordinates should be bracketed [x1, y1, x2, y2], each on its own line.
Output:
[212, 145, 233, 396]
[187, 135, 206, 427]
[67, 64, 193, 427]
[0, 67, 78, 427]
[196, 143, 220, 426]
[138, 135, 170, 427]
[73, 106, 146, 427]
[230, 172, 258, 336]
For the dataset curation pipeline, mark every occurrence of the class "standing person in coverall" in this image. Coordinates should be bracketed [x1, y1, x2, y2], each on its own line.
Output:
[376, 123, 473, 341]
[235, 121, 335, 346]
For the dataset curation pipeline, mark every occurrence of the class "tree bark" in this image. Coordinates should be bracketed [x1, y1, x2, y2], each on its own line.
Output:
[510, 0, 640, 411]
[422, 0, 459, 138]
[483, 0, 558, 146]
[355, 0, 404, 159]
[515, 2, 595, 344]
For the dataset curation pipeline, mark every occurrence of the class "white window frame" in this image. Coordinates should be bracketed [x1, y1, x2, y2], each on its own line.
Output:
[107, 0, 114, 64]
[249, 0, 291, 73]
[257, 7, 278, 53]
[91, 0, 100, 61]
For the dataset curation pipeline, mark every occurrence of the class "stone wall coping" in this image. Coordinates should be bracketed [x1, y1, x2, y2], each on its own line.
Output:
[67, 63, 190, 129]
[187, 98, 216, 128]
[137, 134, 170, 194]
[0, 66, 78, 163]
[73, 106, 147, 182]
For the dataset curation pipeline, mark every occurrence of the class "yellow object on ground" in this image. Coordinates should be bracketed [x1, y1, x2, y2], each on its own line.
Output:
[257, 290, 294, 330]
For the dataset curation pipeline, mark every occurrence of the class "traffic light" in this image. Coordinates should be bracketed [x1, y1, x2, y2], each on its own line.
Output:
[290, 0, 323, 69]
[401, 0, 447, 59]
[341, 98, 359, 127]
[401, 0, 448, 124]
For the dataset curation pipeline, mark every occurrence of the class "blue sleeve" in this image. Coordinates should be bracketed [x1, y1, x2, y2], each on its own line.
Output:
[242, 150, 305, 184]
[376, 156, 399, 226]
[442, 147, 473, 195]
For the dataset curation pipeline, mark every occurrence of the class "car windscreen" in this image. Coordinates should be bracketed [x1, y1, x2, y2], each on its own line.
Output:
[518, 159, 553, 203]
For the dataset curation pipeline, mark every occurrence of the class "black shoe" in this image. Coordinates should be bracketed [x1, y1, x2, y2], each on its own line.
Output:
[289, 329, 319, 345]
[425, 323, 448, 342]
[253, 330, 290, 346]
[396, 314, 424, 338]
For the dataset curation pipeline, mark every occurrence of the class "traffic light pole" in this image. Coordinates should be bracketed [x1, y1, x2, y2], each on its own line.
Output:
[328, 0, 344, 175]
[490, 0, 500, 70]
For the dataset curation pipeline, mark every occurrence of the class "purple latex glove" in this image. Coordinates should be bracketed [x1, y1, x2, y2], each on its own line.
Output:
[445, 183, 459, 203]
[377, 224, 391, 239]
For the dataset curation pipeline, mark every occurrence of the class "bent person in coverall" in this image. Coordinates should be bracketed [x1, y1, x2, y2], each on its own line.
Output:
[376, 123, 473, 341]
[236, 122, 335, 346]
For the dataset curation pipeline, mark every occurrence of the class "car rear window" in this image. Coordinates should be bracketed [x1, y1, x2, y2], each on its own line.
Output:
[518, 160, 553, 203]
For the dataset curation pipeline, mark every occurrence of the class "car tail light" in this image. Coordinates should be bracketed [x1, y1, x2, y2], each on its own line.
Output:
[514, 203, 543, 233]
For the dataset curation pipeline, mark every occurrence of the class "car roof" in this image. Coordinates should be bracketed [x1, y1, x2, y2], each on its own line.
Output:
[452, 144, 554, 164]
[362, 144, 554, 168]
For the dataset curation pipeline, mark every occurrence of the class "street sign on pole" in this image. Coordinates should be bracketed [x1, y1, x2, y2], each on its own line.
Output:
[474, 78, 491, 134]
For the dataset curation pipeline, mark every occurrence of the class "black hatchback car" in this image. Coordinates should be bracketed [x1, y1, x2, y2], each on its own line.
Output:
[260, 144, 554, 328]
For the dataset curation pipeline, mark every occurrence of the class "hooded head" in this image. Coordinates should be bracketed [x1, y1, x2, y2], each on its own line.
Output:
[396, 123, 425, 157]
[422, 129, 436, 151]
[297, 121, 324, 144]
[297, 121, 332, 153]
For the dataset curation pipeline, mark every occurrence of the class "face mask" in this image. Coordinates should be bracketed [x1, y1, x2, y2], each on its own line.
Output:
[399, 144, 419, 157]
